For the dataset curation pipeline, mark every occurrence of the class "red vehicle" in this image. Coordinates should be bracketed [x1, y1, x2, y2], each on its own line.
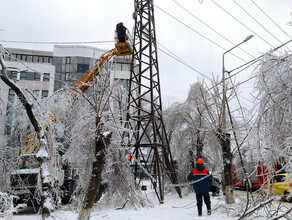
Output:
[233, 161, 280, 189]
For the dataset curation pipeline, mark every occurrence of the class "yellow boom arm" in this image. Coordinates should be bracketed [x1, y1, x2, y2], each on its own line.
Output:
[19, 38, 132, 155]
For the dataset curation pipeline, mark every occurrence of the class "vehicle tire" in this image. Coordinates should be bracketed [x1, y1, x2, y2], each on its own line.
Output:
[13, 197, 22, 206]
[284, 191, 292, 203]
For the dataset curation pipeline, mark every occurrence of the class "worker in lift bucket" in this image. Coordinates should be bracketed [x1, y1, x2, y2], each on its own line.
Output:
[116, 22, 127, 43]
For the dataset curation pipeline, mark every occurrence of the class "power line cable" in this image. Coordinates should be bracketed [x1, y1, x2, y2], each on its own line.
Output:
[225, 39, 292, 103]
[172, 0, 255, 59]
[250, 0, 292, 40]
[0, 40, 114, 45]
[158, 41, 256, 105]
[154, 4, 248, 63]
[158, 38, 291, 104]
[205, 39, 292, 99]
[157, 46, 213, 81]
[157, 42, 185, 64]
[229, 38, 292, 74]
[157, 43, 255, 106]
[232, 0, 288, 48]
[209, 0, 275, 48]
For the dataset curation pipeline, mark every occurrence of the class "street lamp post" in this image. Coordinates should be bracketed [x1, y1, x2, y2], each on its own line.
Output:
[222, 35, 254, 129]
[220, 35, 253, 204]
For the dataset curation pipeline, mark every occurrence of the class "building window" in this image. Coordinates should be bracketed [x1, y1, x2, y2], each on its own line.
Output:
[27, 55, 33, 62]
[26, 72, 34, 80]
[33, 90, 40, 98]
[16, 54, 21, 60]
[33, 56, 38, 63]
[34, 73, 40, 81]
[55, 65, 62, 72]
[71, 57, 77, 64]
[56, 57, 62, 64]
[11, 71, 18, 80]
[115, 63, 122, 71]
[54, 81, 62, 91]
[122, 79, 130, 88]
[83, 58, 90, 65]
[3, 53, 10, 61]
[78, 57, 84, 64]
[42, 90, 49, 98]
[8, 89, 15, 97]
[20, 72, 27, 80]
[66, 57, 71, 64]
[122, 63, 131, 71]
[22, 55, 27, 62]
[43, 57, 49, 63]
[65, 72, 70, 81]
[77, 64, 89, 73]
[39, 57, 44, 63]
[7, 71, 12, 78]
[43, 73, 50, 81]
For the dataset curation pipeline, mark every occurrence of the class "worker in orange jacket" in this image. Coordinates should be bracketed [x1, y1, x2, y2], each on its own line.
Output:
[188, 158, 212, 217]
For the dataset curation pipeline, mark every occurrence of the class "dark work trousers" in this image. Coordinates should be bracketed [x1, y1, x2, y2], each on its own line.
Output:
[118, 36, 125, 43]
[196, 193, 211, 214]
[117, 33, 126, 43]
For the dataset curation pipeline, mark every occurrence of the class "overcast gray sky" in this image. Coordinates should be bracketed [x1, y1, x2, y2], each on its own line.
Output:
[1, 0, 292, 110]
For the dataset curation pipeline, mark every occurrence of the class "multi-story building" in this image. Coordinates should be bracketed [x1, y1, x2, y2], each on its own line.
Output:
[0, 45, 131, 142]
[0, 48, 55, 135]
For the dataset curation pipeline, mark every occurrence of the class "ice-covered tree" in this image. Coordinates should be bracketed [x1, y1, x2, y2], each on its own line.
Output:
[0, 46, 55, 219]
[164, 82, 222, 182]
[253, 51, 292, 173]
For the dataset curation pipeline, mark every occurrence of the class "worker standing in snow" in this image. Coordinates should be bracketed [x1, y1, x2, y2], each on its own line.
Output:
[188, 158, 212, 217]
[116, 22, 127, 43]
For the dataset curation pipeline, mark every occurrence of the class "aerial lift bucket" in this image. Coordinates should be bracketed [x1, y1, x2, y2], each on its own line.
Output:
[114, 30, 133, 56]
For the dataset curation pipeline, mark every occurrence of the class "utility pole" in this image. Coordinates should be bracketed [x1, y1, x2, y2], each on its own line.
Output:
[126, 0, 181, 203]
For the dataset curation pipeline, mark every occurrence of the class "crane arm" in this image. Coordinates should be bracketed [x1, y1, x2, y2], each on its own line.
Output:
[71, 48, 117, 93]
[19, 34, 132, 155]
[19, 49, 117, 155]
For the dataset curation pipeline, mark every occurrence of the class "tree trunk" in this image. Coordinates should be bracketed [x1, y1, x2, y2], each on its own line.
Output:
[196, 112, 203, 160]
[217, 131, 235, 204]
[189, 150, 195, 168]
[78, 132, 112, 220]
[196, 134, 203, 159]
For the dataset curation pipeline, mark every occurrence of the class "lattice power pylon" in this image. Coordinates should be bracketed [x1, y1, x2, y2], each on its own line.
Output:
[126, 0, 182, 203]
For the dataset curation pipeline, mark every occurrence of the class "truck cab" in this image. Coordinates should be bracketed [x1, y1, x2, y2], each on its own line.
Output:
[10, 154, 64, 205]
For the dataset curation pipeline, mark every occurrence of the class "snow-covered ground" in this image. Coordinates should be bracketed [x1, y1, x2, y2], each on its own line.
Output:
[3, 190, 241, 220]
[8, 189, 292, 220]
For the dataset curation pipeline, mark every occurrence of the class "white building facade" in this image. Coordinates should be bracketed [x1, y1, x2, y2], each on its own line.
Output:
[0, 48, 55, 135]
